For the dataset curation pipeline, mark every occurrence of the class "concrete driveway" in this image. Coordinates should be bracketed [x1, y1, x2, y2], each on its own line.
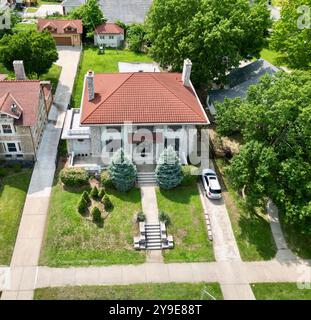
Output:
[24, 4, 63, 18]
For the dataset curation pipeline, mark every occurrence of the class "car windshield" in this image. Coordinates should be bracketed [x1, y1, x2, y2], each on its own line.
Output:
[210, 188, 221, 194]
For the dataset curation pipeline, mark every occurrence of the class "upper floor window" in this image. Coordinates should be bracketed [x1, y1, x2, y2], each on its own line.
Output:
[2, 124, 13, 134]
[109, 35, 114, 39]
[6, 142, 17, 153]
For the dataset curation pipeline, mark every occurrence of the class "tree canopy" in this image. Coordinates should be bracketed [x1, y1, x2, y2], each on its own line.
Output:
[146, 0, 270, 85]
[216, 71, 311, 231]
[70, 0, 105, 36]
[0, 30, 58, 78]
[270, 0, 311, 69]
[127, 24, 147, 53]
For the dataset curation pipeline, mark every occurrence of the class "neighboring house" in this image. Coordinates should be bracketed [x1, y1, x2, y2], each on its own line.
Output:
[0, 61, 52, 162]
[62, 0, 85, 15]
[62, 59, 209, 171]
[207, 59, 279, 115]
[94, 22, 124, 48]
[99, 0, 153, 24]
[37, 19, 83, 46]
[0, 0, 10, 30]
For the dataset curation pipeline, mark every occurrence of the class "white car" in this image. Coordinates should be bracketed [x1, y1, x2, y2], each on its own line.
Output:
[202, 169, 222, 199]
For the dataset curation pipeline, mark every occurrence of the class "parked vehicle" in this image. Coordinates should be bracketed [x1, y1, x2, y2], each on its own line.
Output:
[202, 169, 222, 199]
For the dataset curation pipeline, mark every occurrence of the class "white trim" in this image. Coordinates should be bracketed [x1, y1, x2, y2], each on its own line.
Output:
[0, 123, 15, 135]
[3, 141, 21, 153]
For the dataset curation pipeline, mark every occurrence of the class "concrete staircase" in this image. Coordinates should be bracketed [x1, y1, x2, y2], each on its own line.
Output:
[145, 224, 162, 250]
[137, 172, 157, 186]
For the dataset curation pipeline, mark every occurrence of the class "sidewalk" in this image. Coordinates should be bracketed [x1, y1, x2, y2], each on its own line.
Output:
[1, 47, 81, 300]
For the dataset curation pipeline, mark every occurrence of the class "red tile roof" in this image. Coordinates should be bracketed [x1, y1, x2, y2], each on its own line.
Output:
[80, 72, 208, 125]
[0, 80, 42, 126]
[95, 22, 124, 34]
[37, 19, 83, 34]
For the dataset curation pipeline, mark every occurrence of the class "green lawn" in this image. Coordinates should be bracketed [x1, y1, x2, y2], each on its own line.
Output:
[40, 176, 145, 267]
[156, 183, 214, 263]
[251, 283, 311, 300]
[216, 158, 277, 261]
[72, 47, 153, 107]
[0, 169, 33, 265]
[35, 282, 223, 300]
[26, 7, 38, 13]
[12, 22, 37, 33]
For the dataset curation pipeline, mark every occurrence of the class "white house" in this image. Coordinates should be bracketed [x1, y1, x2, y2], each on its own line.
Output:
[62, 59, 209, 172]
[0, 0, 11, 30]
[62, 0, 85, 15]
[94, 22, 124, 48]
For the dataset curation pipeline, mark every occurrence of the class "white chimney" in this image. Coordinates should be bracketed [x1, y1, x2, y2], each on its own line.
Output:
[13, 60, 26, 80]
[86, 70, 95, 101]
[182, 58, 192, 87]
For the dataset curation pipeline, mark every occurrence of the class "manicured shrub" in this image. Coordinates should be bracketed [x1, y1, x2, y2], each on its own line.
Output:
[77, 198, 88, 214]
[180, 165, 198, 186]
[12, 163, 22, 172]
[90, 185, 99, 199]
[98, 188, 105, 198]
[59, 168, 89, 186]
[159, 211, 171, 225]
[155, 146, 182, 189]
[100, 170, 113, 188]
[136, 211, 146, 222]
[102, 194, 113, 211]
[0, 167, 7, 177]
[92, 206, 102, 223]
[108, 148, 137, 192]
[82, 190, 91, 204]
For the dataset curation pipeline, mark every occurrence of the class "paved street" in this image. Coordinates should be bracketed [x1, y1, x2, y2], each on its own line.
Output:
[0, 47, 81, 300]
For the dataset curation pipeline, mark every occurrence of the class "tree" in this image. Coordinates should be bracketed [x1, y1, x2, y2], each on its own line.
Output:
[146, 0, 270, 85]
[90, 185, 99, 198]
[70, 0, 105, 36]
[155, 146, 183, 189]
[270, 0, 311, 69]
[0, 30, 58, 78]
[108, 148, 137, 192]
[127, 24, 147, 53]
[216, 71, 311, 231]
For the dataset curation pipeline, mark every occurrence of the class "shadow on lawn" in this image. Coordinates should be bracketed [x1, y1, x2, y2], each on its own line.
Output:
[158, 184, 197, 204]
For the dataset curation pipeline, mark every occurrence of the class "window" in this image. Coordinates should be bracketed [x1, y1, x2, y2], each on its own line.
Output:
[100, 35, 105, 40]
[7, 143, 17, 153]
[109, 35, 114, 39]
[2, 124, 13, 134]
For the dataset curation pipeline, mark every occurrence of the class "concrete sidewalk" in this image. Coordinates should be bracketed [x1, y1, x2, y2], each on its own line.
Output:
[1, 47, 81, 300]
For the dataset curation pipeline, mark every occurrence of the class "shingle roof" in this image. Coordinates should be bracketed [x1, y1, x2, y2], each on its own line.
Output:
[37, 19, 83, 34]
[0, 80, 42, 126]
[95, 22, 124, 34]
[81, 72, 208, 125]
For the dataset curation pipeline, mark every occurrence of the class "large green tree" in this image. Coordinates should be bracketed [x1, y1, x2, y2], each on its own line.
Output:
[0, 30, 58, 78]
[146, 0, 270, 85]
[127, 24, 147, 53]
[270, 0, 311, 69]
[216, 71, 311, 231]
[108, 149, 137, 192]
[155, 146, 183, 189]
[70, 0, 105, 36]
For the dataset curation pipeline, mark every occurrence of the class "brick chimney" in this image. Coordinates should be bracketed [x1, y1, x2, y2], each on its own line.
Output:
[182, 58, 192, 87]
[86, 70, 94, 101]
[13, 60, 26, 80]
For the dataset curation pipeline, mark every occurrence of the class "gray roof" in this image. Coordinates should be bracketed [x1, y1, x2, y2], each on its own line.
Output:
[99, 0, 153, 24]
[209, 59, 279, 105]
[62, 0, 85, 7]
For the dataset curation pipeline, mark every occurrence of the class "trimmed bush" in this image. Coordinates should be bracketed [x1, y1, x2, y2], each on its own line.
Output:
[0, 167, 7, 177]
[12, 163, 22, 172]
[181, 165, 198, 186]
[100, 170, 113, 188]
[102, 194, 113, 211]
[90, 186, 99, 199]
[77, 198, 88, 214]
[155, 146, 183, 189]
[98, 188, 105, 198]
[92, 206, 102, 223]
[137, 211, 146, 222]
[82, 191, 91, 204]
[59, 168, 88, 186]
[159, 211, 171, 225]
[108, 148, 137, 192]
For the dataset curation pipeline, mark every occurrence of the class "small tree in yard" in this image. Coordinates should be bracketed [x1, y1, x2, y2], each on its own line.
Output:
[155, 146, 182, 189]
[127, 23, 147, 53]
[77, 197, 88, 214]
[92, 206, 102, 223]
[102, 194, 113, 211]
[82, 191, 91, 204]
[108, 148, 137, 192]
[90, 185, 99, 199]
[98, 188, 105, 198]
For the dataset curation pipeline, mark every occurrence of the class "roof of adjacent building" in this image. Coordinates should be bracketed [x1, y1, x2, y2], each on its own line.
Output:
[209, 59, 279, 105]
[95, 22, 124, 34]
[0, 80, 42, 126]
[37, 19, 83, 34]
[80, 72, 208, 125]
[62, 0, 85, 7]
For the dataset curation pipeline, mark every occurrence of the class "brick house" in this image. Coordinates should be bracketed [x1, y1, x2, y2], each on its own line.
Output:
[0, 62, 52, 162]
[37, 19, 83, 46]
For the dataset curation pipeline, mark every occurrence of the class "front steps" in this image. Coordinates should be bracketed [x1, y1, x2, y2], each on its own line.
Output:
[145, 224, 162, 250]
[137, 172, 157, 186]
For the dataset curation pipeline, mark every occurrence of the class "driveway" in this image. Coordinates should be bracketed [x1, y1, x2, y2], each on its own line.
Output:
[0, 46, 81, 300]
[24, 4, 63, 18]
